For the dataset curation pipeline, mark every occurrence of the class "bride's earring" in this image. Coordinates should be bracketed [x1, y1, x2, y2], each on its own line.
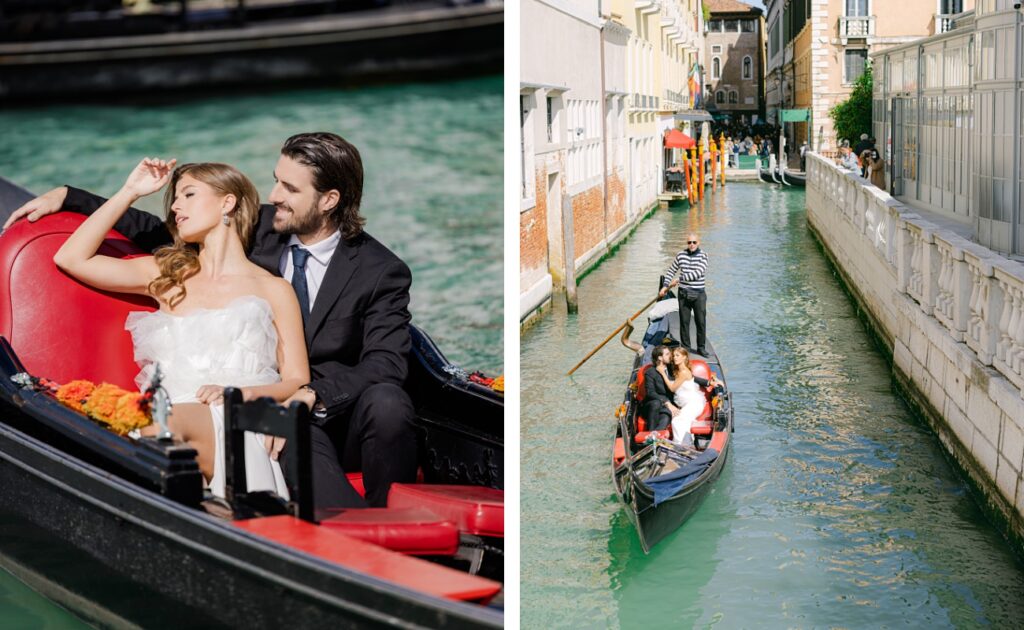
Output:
[222, 213, 230, 225]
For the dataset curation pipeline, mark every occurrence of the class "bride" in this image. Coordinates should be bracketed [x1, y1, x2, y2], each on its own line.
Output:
[657, 347, 715, 446]
[53, 158, 308, 498]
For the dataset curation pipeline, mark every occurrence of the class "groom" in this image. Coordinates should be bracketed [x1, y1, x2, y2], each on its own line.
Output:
[3, 132, 416, 509]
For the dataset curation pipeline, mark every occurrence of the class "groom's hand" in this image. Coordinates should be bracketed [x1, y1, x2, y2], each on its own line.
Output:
[2, 186, 69, 232]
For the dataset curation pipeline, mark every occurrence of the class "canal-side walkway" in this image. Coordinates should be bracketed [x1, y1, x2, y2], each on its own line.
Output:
[806, 152, 1024, 550]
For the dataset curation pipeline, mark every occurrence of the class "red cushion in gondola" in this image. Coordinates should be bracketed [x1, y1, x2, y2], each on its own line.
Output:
[319, 507, 459, 556]
[634, 429, 670, 444]
[387, 484, 504, 538]
[234, 515, 500, 603]
[0, 213, 155, 389]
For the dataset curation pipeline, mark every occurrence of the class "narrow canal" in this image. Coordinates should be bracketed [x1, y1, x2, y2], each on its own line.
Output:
[0, 76, 502, 625]
[521, 182, 1024, 628]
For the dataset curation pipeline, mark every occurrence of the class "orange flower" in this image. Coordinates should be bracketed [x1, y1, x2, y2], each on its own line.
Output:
[82, 383, 124, 424]
[109, 392, 152, 436]
[56, 380, 96, 413]
[491, 375, 504, 394]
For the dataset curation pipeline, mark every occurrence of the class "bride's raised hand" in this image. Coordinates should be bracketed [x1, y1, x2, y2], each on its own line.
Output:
[122, 157, 177, 198]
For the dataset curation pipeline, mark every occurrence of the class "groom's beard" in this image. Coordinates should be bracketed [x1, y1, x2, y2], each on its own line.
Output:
[273, 195, 327, 236]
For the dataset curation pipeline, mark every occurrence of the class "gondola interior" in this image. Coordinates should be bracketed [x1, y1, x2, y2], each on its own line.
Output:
[613, 295, 734, 552]
[0, 200, 504, 623]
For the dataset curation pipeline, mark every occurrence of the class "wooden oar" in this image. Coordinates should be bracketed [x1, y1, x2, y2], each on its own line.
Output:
[567, 294, 661, 376]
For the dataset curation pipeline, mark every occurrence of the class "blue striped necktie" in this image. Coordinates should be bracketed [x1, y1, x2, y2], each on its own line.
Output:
[290, 245, 311, 322]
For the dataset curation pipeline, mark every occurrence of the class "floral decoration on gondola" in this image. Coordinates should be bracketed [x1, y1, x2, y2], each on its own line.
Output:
[443, 365, 504, 395]
[10, 373, 152, 435]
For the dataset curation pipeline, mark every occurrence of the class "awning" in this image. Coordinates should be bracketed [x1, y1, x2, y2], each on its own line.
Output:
[673, 110, 713, 122]
[664, 129, 696, 149]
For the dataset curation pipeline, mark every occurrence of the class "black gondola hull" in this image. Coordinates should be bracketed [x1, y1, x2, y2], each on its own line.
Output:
[0, 418, 501, 629]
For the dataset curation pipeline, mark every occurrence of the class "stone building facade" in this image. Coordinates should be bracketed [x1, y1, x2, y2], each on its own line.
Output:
[704, 0, 765, 123]
[520, 0, 707, 324]
[764, 0, 972, 150]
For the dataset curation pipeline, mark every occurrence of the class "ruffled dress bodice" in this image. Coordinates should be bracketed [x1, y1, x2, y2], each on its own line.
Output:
[125, 296, 281, 402]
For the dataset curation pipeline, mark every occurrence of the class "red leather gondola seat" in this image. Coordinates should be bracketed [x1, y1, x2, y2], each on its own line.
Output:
[0, 213, 154, 389]
[387, 484, 504, 538]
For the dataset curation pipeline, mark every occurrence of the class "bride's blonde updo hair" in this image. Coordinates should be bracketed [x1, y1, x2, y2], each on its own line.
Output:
[147, 163, 260, 308]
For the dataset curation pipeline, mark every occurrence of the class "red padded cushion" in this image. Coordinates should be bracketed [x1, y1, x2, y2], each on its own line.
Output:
[635, 364, 650, 400]
[319, 507, 459, 556]
[614, 437, 626, 466]
[634, 429, 670, 444]
[233, 515, 499, 603]
[345, 472, 366, 498]
[0, 214, 155, 389]
[387, 484, 503, 538]
[690, 359, 711, 383]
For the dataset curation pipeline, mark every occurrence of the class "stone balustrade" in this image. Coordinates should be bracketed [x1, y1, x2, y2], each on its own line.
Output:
[806, 153, 1024, 390]
[806, 152, 1024, 542]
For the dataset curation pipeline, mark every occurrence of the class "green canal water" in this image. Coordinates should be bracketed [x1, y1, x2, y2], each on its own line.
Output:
[0, 76, 500, 625]
[521, 183, 1024, 628]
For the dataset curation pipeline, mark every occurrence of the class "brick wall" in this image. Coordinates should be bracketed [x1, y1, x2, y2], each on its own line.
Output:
[571, 183, 605, 263]
[520, 164, 549, 286]
[607, 169, 627, 232]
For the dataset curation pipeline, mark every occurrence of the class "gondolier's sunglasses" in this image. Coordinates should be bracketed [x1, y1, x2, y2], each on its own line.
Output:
[687, 240, 698, 244]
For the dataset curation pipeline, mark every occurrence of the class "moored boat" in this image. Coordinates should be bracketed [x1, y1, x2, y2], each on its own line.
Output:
[0, 176, 504, 627]
[758, 165, 807, 187]
[611, 295, 734, 553]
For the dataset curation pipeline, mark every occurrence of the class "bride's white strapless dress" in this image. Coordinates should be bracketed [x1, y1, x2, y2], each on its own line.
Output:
[125, 296, 288, 499]
[671, 379, 707, 445]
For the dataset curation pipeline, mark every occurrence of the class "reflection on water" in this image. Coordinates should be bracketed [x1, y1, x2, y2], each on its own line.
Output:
[0, 77, 502, 374]
[521, 184, 1024, 628]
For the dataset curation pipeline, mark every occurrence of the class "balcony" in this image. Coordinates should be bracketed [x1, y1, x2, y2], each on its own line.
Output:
[936, 13, 957, 33]
[839, 15, 875, 44]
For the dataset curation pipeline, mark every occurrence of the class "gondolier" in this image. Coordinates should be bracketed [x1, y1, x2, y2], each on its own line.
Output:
[659, 233, 709, 357]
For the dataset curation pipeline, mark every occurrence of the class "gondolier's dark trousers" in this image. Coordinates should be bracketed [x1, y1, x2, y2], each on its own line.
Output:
[678, 288, 707, 354]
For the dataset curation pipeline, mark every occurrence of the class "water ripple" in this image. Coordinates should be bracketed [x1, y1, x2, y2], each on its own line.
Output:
[522, 184, 1024, 628]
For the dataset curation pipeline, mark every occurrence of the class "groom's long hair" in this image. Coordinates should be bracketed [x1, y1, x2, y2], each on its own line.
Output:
[148, 163, 260, 308]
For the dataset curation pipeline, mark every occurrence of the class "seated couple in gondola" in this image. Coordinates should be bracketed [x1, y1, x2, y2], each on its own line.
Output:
[641, 345, 720, 446]
[3, 133, 417, 511]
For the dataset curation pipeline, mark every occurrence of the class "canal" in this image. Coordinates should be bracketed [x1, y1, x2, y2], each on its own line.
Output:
[0, 76, 502, 625]
[521, 182, 1024, 627]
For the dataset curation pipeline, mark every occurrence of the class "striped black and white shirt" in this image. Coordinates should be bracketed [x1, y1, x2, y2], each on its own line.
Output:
[662, 248, 708, 291]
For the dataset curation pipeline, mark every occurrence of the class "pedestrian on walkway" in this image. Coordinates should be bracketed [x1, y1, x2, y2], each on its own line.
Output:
[658, 233, 709, 357]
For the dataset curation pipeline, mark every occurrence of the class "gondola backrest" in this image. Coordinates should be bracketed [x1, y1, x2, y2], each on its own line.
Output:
[0, 213, 155, 389]
[635, 363, 650, 401]
[690, 359, 713, 396]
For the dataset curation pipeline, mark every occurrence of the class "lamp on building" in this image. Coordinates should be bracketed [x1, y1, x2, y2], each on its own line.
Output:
[575, 127, 584, 137]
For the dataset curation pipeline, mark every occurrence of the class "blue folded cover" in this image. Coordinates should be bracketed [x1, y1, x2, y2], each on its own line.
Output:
[645, 448, 719, 506]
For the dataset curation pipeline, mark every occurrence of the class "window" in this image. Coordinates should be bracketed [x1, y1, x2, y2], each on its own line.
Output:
[716, 90, 725, 104]
[712, 45, 722, 54]
[712, 57, 721, 79]
[546, 96, 555, 143]
[521, 95, 531, 200]
[844, 49, 868, 83]
[725, 20, 739, 32]
[729, 91, 738, 103]
[939, 0, 962, 13]
[845, 0, 868, 16]
[742, 56, 752, 80]
[741, 20, 755, 33]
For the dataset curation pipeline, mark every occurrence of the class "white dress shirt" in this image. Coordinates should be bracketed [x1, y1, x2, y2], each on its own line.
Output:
[279, 231, 341, 308]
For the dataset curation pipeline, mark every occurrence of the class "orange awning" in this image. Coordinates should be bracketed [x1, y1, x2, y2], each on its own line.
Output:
[664, 129, 696, 149]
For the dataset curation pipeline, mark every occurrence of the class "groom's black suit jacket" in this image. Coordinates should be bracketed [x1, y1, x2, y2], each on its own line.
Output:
[63, 187, 412, 423]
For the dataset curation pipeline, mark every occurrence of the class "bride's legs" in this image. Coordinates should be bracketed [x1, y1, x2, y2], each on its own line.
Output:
[139, 403, 216, 480]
